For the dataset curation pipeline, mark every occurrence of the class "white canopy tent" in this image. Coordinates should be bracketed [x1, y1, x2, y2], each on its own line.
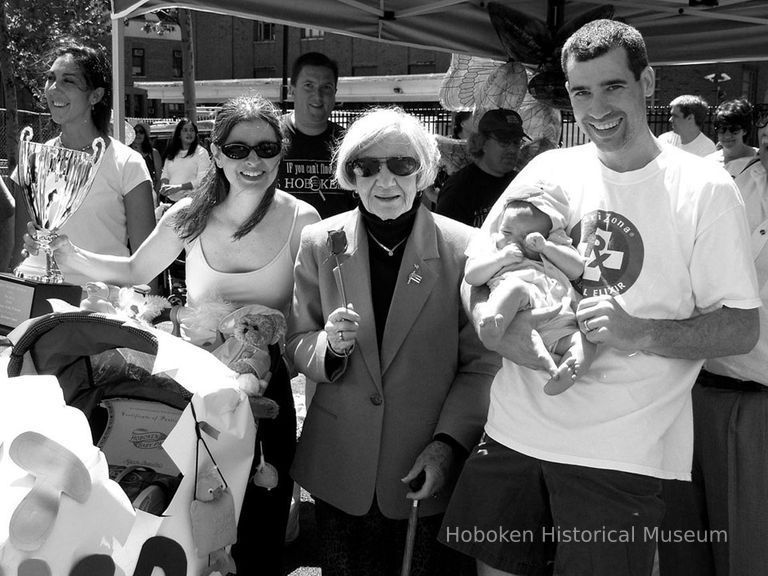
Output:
[109, 0, 768, 136]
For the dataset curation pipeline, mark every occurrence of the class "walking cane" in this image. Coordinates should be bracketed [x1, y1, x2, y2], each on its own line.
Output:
[401, 470, 426, 576]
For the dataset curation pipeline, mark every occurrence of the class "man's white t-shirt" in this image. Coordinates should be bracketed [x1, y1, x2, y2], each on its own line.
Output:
[481, 144, 760, 480]
[658, 131, 717, 157]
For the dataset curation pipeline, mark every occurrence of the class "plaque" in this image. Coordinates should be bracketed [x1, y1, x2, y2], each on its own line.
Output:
[0, 273, 82, 335]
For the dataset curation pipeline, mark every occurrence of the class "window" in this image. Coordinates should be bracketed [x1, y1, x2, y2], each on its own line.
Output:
[254, 20, 275, 42]
[167, 103, 184, 117]
[742, 66, 758, 106]
[353, 65, 377, 76]
[408, 62, 436, 74]
[253, 66, 276, 78]
[172, 50, 182, 78]
[132, 48, 145, 77]
[301, 28, 325, 39]
[651, 67, 662, 107]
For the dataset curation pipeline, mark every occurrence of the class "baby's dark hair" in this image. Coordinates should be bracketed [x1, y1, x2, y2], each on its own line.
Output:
[502, 199, 552, 229]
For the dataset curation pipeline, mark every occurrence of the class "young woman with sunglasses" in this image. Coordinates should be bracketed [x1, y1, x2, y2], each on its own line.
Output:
[286, 107, 498, 576]
[158, 118, 212, 202]
[706, 98, 758, 177]
[24, 94, 320, 575]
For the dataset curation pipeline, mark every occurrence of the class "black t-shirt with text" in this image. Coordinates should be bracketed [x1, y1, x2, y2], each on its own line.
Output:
[276, 116, 355, 219]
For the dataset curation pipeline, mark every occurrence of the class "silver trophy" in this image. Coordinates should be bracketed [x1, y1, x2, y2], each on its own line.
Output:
[15, 126, 106, 284]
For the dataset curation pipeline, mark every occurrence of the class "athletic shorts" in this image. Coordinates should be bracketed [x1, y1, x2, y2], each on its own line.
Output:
[440, 435, 664, 576]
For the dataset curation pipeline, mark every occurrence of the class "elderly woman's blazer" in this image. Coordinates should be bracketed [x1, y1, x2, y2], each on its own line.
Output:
[287, 204, 500, 519]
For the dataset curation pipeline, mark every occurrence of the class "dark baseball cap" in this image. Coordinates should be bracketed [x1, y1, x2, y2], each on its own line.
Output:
[478, 109, 529, 140]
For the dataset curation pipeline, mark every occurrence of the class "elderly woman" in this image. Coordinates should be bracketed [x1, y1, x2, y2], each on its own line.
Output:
[287, 108, 499, 575]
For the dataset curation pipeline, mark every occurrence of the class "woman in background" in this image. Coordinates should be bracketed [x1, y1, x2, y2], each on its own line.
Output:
[159, 118, 211, 202]
[131, 122, 163, 195]
[707, 98, 758, 177]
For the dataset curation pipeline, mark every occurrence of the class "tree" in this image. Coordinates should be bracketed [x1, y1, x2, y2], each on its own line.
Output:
[140, 8, 197, 122]
[0, 0, 110, 168]
[179, 9, 197, 123]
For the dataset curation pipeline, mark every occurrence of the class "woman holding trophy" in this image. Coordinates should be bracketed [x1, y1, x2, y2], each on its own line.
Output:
[16, 38, 156, 288]
[25, 93, 320, 575]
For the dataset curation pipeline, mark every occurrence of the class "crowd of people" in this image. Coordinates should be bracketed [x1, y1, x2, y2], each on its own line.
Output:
[6, 17, 768, 576]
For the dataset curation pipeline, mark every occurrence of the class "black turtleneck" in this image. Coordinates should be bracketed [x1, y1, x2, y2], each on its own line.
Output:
[359, 200, 419, 348]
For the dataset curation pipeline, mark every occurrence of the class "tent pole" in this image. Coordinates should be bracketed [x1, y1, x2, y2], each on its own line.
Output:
[281, 25, 289, 113]
[111, 16, 126, 141]
[547, 0, 565, 30]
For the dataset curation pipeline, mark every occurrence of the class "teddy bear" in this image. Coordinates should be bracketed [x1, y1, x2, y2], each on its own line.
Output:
[213, 305, 287, 421]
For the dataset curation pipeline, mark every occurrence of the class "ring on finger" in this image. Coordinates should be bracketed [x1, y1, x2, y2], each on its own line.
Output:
[338, 330, 344, 342]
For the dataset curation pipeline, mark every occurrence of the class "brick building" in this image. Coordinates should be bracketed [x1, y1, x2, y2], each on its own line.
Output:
[3, 12, 766, 120]
[120, 12, 768, 120]
[124, 13, 452, 117]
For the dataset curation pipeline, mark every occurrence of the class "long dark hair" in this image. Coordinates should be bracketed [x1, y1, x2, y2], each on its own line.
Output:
[164, 118, 200, 161]
[132, 122, 154, 155]
[46, 38, 112, 136]
[174, 94, 285, 242]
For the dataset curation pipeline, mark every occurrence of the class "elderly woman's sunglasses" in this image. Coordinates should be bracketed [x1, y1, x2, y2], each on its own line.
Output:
[219, 141, 281, 160]
[345, 156, 420, 178]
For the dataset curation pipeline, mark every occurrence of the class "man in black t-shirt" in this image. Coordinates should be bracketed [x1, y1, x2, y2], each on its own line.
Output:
[276, 52, 354, 219]
[436, 108, 527, 227]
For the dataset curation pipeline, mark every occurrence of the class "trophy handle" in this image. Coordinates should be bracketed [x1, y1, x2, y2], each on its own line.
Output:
[90, 136, 106, 167]
[17, 126, 41, 226]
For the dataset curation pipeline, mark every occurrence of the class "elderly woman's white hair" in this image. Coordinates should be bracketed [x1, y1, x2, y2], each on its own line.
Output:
[334, 107, 440, 191]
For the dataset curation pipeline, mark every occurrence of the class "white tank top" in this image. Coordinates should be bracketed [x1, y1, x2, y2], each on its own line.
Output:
[184, 202, 298, 315]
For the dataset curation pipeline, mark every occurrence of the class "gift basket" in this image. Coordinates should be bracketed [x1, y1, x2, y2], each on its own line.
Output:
[1, 310, 259, 576]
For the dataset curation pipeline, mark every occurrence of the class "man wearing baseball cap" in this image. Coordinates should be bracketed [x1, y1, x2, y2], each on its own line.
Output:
[436, 108, 529, 227]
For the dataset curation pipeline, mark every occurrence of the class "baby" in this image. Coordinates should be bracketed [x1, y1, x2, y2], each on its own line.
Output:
[465, 182, 595, 394]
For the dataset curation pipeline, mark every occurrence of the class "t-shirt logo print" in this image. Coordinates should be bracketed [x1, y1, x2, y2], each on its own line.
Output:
[570, 209, 644, 298]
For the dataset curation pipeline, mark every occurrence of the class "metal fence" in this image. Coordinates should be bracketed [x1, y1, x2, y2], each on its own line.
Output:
[329, 103, 455, 137]
[1, 103, 758, 175]
[0, 110, 59, 174]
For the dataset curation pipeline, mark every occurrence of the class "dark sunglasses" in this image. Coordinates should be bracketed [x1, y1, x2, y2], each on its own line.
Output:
[219, 141, 281, 160]
[345, 156, 420, 178]
[756, 112, 768, 129]
[489, 134, 523, 147]
[714, 124, 744, 134]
